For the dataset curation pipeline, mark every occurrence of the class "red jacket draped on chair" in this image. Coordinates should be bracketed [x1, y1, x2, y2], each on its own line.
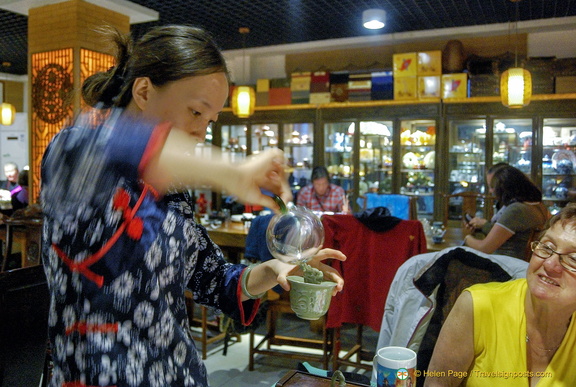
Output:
[322, 215, 427, 331]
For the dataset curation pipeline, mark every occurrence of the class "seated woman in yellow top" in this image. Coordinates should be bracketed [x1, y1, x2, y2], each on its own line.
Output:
[425, 203, 576, 386]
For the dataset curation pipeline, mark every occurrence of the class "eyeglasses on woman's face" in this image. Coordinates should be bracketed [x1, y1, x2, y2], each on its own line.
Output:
[531, 241, 576, 273]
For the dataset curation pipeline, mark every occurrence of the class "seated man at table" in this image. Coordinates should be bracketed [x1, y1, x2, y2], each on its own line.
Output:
[297, 166, 349, 213]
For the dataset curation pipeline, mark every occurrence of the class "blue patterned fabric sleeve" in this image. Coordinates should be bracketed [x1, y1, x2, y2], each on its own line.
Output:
[184, 222, 260, 324]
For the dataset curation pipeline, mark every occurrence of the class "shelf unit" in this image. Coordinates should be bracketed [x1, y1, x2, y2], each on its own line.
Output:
[213, 94, 576, 220]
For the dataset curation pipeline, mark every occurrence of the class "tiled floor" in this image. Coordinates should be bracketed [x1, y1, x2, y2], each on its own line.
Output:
[196, 312, 376, 387]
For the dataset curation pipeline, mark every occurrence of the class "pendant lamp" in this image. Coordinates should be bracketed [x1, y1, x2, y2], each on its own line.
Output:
[231, 86, 255, 118]
[231, 27, 255, 118]
[501, 0, 531, 108]
[0, 102, 15, 125]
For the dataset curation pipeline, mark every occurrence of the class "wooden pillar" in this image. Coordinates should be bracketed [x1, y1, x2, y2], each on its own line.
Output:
[27, 0, 130, 202]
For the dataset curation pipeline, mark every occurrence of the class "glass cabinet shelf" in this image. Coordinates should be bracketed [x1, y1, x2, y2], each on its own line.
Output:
[400, 119, 436, 218]
[358, 120, 394, 194]
[541, 118, 576, 211]
[324, 122, 354, 192]
[284, 123, 314, 193]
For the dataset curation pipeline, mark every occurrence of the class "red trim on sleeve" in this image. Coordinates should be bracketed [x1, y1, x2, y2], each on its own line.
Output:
[237, 267, 261, 326]
[138, 121, 172, 178]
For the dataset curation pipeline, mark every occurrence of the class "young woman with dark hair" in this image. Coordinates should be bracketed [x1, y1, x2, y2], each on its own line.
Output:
[41, 25, 345, 386]
[463, 165, 548, 259]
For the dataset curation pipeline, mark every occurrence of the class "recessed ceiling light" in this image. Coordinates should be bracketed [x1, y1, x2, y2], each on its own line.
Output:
[363, 8, 386, 30]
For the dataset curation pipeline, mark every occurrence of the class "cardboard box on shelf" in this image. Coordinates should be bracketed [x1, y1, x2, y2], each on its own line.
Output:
[309, 71, 331, 104]
[269, 77, 291, 105]
[469, 74, 499, 97]
[418, 51, 442, 76]
[393, 52, 418, 78]
[394, 76, 417, 100]
[531, 73, 555, 95]
[256, 79, 270, 105]
[290, 72, 311, 91]
[555, 76, 576, 94]
[329, 71, 350, 102]
[371, 71, 393, 100]
[309, 92, 331, 104]
[442, 73, 468, 99]
[256, 79, 270, 92]
[418, 76, 441, 98]
[348, 73, 372, 102]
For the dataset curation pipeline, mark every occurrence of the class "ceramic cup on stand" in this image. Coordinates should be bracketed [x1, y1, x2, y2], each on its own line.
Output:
[372, 346, 417, 387]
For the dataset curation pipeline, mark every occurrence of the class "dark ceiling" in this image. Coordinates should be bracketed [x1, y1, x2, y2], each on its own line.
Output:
[0, 0, 575, 75]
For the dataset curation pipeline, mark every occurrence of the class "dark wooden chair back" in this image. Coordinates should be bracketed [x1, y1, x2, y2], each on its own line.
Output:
[0, 265, 49, 387]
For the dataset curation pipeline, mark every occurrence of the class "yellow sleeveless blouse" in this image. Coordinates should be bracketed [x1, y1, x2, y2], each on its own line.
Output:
[464, 279, 576, 386]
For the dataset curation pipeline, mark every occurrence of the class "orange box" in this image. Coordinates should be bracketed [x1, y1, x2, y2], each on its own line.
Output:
[393, 52, 418, 78]
[442, 73, 468, 99]
[418, 50, 442, 75]
[394, 76, 417, 100]
[418, 76, 441, 98]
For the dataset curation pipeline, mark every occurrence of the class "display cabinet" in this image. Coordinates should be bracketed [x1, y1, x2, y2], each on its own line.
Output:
[447, 119, 486, 194]
[251, 124, 279, 154]
[319, 102, 441, 216]
[541, 118, 576, 214]
[443, 96, 576, 219]
[358, 120, 394, 195]
[399, 119, 436, 218]
[213, 107, 319, 208]
[220, 123, 248, 163]
[212, 95, 576, 218]
[324, 121, 354, 192]
[491, 118, 533, 173]
[283, 122, 314, 192]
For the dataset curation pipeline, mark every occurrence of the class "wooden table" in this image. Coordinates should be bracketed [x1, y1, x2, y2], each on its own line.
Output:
[206, 221, 248, 263]
[426, 226, 464, 252]
[207, 221, 466, 259]
[275, 370, 368, 386]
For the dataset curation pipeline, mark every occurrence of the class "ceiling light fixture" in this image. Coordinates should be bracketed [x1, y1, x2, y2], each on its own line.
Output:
[501, 0, 531, 108]
[231, 27, 255, 118]
[363, 8, 386, 30]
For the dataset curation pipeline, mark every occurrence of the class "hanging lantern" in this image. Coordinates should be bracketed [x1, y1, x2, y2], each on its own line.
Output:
[500, 68, 532, 108]
[0, 102, 15, 125]
[231, 85, 255, 118]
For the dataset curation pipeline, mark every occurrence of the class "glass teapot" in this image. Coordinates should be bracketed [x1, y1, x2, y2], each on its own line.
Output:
[266, 196, 324, 264]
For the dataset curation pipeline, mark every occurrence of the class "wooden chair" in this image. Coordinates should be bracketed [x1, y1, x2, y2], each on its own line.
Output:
[376, 248, 528, 385]
[322, 215, 427, 371]
[248, 290, 333, 370]
[1, 205, 43, 271]
[0, 265, 50, 386]
[442, 192, 494, 227]
[360, 193, 418, 220]
[184, 290, 233, 360]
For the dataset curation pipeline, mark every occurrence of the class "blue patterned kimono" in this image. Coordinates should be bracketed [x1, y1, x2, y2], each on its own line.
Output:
[41, 108, 259, 387]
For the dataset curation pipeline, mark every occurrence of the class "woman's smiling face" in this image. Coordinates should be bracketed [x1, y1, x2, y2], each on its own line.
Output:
[527, 221, 576, 309]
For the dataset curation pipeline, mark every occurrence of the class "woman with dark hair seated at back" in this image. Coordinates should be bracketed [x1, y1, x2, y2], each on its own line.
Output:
[425, 203, 576, 386]
[462, 165, 549, 260]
